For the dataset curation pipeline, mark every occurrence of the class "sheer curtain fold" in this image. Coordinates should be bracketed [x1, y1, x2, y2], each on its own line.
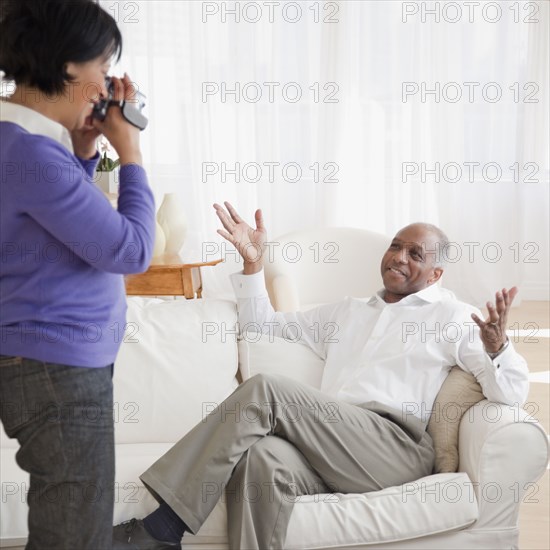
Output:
[99, 0, 548, 304]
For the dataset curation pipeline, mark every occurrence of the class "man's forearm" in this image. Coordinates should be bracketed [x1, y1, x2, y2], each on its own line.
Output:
[463, 344, 530, 407]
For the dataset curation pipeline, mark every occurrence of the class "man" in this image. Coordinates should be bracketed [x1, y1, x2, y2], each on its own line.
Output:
[114, 202, 528, 550]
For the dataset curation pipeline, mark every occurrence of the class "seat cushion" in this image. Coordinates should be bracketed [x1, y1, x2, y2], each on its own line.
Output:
[285, 472, 479, 549]
[2, 442, 478, 547]
[115, 446, 478, 549]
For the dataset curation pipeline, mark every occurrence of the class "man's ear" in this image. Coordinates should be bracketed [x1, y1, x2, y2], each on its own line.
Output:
[429, 267, 444, 285]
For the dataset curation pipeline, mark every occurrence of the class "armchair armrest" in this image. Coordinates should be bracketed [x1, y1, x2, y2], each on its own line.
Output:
[458, 400, 548, 529]
[269, 274, 300, 312]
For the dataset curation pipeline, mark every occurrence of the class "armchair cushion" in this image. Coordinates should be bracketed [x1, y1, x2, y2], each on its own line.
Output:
[427, 366, 484, 473]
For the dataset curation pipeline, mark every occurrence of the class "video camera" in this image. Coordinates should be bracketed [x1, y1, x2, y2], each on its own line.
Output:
[92, 76, 148, 131]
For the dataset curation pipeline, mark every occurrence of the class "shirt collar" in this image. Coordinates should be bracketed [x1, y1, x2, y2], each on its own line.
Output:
[0, 100, 74, 153]
[367, 283, 447, 306]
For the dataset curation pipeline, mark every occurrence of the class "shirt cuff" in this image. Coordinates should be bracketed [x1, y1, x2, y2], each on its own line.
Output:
[486, 340, 516, 370]
[230, 268, 269, 298]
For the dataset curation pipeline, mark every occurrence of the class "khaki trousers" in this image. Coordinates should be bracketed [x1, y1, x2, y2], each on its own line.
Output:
[140, 373, 435, 549]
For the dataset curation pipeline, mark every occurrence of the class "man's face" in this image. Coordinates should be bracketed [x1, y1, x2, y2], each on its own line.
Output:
[380, 225, 443, 303]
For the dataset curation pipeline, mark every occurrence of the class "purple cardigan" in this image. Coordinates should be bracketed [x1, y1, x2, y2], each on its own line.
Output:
[0, 121, 155, 367]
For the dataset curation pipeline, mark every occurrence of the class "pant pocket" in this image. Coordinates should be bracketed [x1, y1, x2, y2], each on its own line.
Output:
[0, 356, 27, 436]
[0, 359, 68, 479]
[16, 419, 67, 481]
[0, 354, 23, 367]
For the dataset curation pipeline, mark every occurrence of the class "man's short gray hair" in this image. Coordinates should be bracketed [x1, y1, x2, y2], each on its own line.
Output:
[405, 223, 450, 268]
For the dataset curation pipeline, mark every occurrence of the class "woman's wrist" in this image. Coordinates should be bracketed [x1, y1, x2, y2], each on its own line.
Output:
[118, 151, 143, 167]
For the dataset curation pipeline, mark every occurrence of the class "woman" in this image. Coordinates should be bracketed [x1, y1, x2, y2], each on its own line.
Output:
[0, 1, 155, 547]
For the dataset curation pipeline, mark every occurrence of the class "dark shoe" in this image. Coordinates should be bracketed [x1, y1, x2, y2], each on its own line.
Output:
[113, 518, 181, 549]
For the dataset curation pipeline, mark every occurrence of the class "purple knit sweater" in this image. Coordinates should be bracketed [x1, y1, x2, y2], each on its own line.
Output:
[0, 121, 155, 367]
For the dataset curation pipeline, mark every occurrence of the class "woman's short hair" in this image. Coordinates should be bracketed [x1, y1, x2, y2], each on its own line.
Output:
[0, 0, 122, 95]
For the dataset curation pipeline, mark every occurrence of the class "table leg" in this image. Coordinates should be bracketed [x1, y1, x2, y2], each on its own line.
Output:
[181, 268, 195, 299]
[193, 267, 203, 299]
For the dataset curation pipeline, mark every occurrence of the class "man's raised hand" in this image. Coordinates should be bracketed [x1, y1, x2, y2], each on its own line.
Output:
[213, 202, 267, 274]
[471, 287, 517, 354]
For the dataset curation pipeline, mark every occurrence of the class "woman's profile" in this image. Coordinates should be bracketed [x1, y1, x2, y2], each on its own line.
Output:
[0, 1, 155, 547]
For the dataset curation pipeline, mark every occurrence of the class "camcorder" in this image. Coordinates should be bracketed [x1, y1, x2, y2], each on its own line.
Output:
[92, 76, 148, 130]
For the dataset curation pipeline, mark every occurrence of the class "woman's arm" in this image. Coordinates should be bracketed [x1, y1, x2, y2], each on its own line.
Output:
[6, 134, 155, 274]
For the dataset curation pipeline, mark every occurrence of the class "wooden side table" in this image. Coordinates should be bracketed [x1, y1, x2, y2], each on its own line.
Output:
[125, 255, 223, 298]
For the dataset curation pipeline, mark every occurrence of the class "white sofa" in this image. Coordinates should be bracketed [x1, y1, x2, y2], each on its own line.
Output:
[1, 296, 548, 549]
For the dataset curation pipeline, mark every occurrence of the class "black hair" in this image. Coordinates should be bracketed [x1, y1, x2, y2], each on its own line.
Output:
[0, 0, 122, 95]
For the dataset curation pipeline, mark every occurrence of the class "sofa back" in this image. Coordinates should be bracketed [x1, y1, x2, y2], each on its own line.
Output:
[238, 332, 324, 387]
[113, 297, 240, 444]
[0, 301, 326, 451]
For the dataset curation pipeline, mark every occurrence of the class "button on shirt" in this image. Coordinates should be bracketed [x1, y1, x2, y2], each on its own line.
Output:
[230, 269, 529, 440]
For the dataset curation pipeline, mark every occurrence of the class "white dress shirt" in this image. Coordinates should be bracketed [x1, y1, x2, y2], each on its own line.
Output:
[230, 269, 529, 440]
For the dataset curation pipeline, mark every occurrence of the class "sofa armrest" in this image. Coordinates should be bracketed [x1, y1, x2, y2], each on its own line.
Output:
[458, 400, 548, 529]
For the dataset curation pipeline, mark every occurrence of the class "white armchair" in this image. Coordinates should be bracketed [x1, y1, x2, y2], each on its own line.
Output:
[237, 334, 549, 549]
[257, 225, 549, 548]
[457, 401, 548, 535]
[264, 227, 389, 311]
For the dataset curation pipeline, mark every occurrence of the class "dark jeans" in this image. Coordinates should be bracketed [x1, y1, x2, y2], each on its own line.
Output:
[0, 355, 115, 550]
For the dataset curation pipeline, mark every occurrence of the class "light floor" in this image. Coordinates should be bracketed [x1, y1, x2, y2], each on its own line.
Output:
[510, 302, 550, 550]
[2, 302, 548, 550]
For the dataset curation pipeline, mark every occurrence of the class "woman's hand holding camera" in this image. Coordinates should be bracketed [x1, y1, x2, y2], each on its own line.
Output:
[70, 121, 101, 161]
[92, 73, 143, 166]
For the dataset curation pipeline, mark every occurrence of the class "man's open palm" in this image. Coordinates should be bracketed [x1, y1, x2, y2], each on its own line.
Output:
[471, 287, 517, 353]
[213, 202, 267, 265]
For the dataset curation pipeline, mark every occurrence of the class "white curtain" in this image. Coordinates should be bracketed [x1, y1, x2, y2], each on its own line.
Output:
[102, 0, 549, 305]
